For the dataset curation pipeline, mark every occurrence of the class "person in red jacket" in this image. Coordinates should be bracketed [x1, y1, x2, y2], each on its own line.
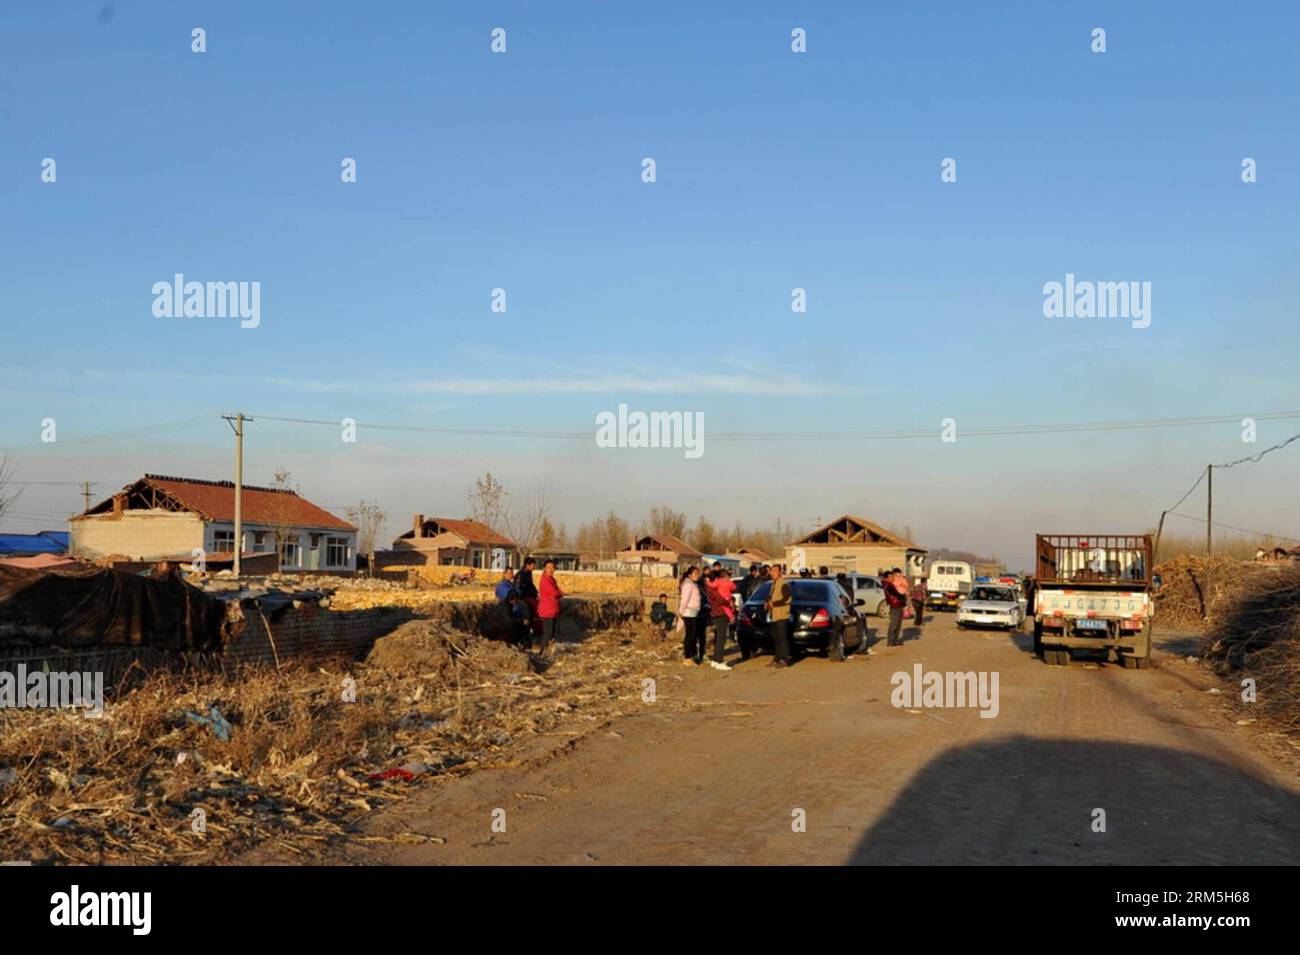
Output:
[705, 569, 737, 670]
[536, 559, 565, 655]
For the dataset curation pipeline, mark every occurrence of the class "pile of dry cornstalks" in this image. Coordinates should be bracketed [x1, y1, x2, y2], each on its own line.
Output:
[1201, 563, 1300, 732]
[0, 613, 676, 864]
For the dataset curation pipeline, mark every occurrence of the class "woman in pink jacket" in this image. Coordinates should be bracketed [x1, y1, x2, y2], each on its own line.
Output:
[537, 559, 564, 655]
[678, 566, 704, 665]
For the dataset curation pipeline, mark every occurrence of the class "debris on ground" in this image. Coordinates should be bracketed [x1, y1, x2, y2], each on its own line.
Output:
[0, 613, 674, 864]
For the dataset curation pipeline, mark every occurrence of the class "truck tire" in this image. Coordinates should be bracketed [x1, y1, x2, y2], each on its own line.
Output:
[1033, 619, 1044, 659]
[1122, 623, 1152, 669]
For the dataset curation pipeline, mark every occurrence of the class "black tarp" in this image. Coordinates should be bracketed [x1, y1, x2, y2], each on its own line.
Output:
[0, 565, 231, 651]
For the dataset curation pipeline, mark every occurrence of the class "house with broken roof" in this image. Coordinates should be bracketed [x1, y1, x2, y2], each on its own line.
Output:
[616, 533, 703, 577]
[784, 514, 927, 578]
[380, 514, 520, 571]
[69, 474, 357, 572]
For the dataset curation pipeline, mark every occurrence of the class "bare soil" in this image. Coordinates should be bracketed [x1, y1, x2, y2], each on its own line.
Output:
[239, 614, 1300, 865]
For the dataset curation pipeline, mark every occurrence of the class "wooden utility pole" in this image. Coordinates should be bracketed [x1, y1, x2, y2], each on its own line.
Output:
[80, 481, 92, 513]
[222, 413, 253, 577]
[1205, 464, 1213, 622]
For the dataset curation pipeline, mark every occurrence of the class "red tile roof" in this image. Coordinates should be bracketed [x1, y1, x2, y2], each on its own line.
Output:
[81, 475, 355, 531]
[400, 517, 516, 547]
[626, 534, 702, 559]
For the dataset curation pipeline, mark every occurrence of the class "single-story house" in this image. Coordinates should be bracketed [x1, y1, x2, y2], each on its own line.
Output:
[785, 514, 928, 579]
[617, 534, 703, 576]
[725, 547, 772, 567]
[70, 474, 358, 572]
[380, 514, 520, 570]
[529, 551, 582, 571]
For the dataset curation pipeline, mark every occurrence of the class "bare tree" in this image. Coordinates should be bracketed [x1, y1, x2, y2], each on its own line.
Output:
[503, 484, 556, 559]
[346, 500, 388, 576]
[0, 453, 20, 523]
[467, 472, 507, 530]
[264, 468, 301, 571]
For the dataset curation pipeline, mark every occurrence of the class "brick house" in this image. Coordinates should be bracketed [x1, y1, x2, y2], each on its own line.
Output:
[70, 474, 358, 572]
[380, 514, 520, 570]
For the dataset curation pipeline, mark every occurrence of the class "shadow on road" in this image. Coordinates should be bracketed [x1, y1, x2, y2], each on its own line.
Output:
[849, 736, 1300, 864]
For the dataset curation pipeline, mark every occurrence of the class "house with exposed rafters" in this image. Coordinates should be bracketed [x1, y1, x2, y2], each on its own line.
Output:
[616, 533, 702, 577]
[69, 474, 357, 571]
[785, 514, 927, 578]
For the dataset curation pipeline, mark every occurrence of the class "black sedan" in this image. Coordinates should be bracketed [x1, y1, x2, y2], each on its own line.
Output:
[736, 579, 866, 661]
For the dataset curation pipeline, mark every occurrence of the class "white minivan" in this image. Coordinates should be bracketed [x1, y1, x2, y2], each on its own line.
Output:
[927, 562, 974, 610]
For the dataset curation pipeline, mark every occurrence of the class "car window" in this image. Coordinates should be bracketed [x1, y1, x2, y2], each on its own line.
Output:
[970, 587, 1012, 601]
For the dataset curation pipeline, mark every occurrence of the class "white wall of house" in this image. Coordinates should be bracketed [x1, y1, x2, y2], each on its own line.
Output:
[204, 522, 357, 571]
[70, 511, 205, 560]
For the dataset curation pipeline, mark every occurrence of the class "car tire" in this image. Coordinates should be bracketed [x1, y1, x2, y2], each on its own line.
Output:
[827, 628, 846, 662]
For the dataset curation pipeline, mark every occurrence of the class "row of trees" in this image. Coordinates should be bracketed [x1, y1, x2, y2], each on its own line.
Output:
[466, 473, 795, 560]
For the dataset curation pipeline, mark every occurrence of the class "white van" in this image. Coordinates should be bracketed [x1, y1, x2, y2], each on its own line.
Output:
[927, 562, 974, 610]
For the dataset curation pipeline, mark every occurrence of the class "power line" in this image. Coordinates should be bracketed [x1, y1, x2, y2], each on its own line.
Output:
[1166, 510, 1300, 544]
[0, 416, 212, 453]
[250, 409, 1300, 443]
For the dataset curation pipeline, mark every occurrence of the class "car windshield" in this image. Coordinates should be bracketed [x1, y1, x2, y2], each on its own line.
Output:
[745, 580, 836, 604]
[969, 587, 1013, 602]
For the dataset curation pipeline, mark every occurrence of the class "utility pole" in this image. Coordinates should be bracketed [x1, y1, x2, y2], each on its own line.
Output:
[1205, 464, 1213, 622]
[80, 481, 93, 513]
[222, 413, 253, 577]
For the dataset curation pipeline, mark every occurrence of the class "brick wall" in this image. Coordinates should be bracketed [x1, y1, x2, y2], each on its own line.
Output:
[221, 602, 412, 668]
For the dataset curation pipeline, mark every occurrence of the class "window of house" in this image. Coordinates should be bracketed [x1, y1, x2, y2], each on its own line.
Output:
[253, 531, 273, 553]
[212, 530, 235, 552]
[326, 537, 350, 568]
[281, 538, 302, 567]
[471, 549, 485, 569]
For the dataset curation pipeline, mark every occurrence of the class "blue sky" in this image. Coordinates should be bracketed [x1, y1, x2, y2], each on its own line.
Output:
[2, 2, 1298, 568]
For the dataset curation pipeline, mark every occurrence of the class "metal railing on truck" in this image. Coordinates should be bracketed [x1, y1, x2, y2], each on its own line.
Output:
[1035, 534, 1152, 586]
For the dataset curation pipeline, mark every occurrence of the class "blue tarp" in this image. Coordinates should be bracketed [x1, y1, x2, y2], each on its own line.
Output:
[0, 531, 69, 556]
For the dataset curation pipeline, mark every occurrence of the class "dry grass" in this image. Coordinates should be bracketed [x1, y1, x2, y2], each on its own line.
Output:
[1201, 563, 1300, 733]
[0, 612, 677, 864]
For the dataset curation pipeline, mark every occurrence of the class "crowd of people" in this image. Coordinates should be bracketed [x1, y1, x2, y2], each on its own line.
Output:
[493, 557, 564, 656]
[492, 557, 932, 669]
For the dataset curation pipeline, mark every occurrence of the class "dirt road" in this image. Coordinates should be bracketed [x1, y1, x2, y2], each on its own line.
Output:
[248, 615, 1300, 865]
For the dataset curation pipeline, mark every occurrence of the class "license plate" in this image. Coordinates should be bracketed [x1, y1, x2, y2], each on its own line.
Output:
[1076, 619, 1108, 631]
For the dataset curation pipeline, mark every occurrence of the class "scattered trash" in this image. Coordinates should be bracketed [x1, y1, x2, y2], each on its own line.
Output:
[1207, 688, 1222, 695]
[184, 705, 233, 742]
[0, 613, 674, 864]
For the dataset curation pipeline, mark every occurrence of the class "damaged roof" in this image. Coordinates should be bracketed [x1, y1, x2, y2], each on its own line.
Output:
[77, 474, 356, 532]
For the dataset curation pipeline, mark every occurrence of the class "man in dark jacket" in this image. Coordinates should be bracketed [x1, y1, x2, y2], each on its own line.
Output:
[883, 568, 908, 646]
[515, 557, 540, 637]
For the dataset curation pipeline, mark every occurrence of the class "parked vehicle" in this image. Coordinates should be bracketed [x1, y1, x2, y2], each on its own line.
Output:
[737, 579, 866, 661]
[843, 572, 889, 616]
[956, 584, 1023, 630]
[927, 561, 974, 610]
[1032, 534, 1153, 668]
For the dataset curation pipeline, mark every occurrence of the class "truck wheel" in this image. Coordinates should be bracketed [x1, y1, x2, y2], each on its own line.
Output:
[1123, 622, 1153, 669]
[1033, 620, 1044, 658]
[827, 628, 846, 662]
